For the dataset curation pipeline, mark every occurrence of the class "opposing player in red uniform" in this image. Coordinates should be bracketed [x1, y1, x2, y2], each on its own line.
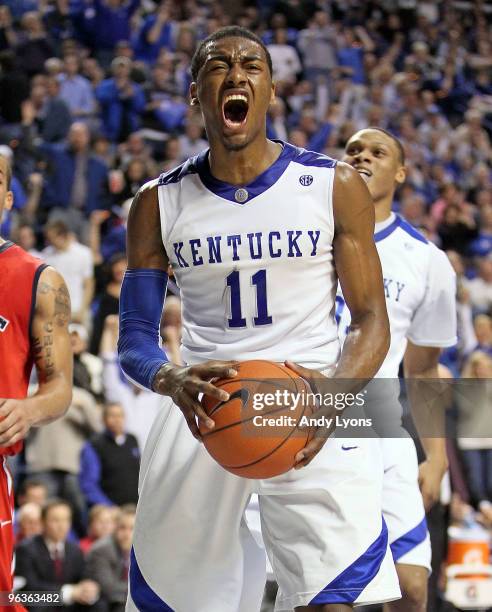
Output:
[0, 154, 72, 601]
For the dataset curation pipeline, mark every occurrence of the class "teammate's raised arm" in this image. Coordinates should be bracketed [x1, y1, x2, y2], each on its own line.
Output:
[332, 161, 390, 379]
[118, 182, 238, 440]
[0, 266, 72, 447]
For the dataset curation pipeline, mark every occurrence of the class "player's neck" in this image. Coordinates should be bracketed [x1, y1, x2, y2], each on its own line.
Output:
[0, 236, 5, 247]
[208, 138, 282, 186]
[374, 199, 394, 223]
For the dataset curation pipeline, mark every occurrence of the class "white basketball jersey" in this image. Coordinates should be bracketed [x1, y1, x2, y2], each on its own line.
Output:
[337, 213, 457, 379]
[158, 142, 340, 369]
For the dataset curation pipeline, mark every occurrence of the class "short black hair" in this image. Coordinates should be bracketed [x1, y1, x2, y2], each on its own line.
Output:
[41, 498, 72, 522]
[365, 127, 405, 165]
[190, 26, 273, 81]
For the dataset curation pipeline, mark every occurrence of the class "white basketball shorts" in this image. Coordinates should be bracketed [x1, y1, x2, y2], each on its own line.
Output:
[381, 436, 431, 572]
[127, 397, 401, 611]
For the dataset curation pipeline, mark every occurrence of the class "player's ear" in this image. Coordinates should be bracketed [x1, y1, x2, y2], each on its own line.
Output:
[395, 165, 406, 186]
[189, 82, 199, 107]
[270, 81, 276, 105]
[4, 190, 13, 212]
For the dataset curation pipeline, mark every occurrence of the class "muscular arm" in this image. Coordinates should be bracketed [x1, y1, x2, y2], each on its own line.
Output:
[0, 267, 72, 446]
[287, 163, 389, 467]
[120, 182, 237, 438]
[333, 162, 390, 380]
[126, 181, 168, 270]
[404, 341, 448, 510]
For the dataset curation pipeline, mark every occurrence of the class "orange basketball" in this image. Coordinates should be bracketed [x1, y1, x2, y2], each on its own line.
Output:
[200, 360, 315, 478]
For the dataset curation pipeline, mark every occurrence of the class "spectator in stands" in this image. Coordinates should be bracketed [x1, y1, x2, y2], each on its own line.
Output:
[43, 0, 75, 45]
[133, 1, 174, 63]
[38, 122, 110, 232]
[16, 500, 100, 610]
[118, 158, 150, 201]
[472, 314, 492, 356]
[437, 203, 478, 254]
[297, 11, 336, 85]
[79, 403, 140, 508]
[178, 120, 207, 161]
[42, 220, 94, 323]
[95, 57, 145, 142]
[87, 0, 140, 59]
[79, 505, 116, 555]
[17, 479, 48, 508]
[86, 505, 136, 612]
[467, 258, 492, 315]
[16, 502, 42, 544]
[99, 316, 163, 450]
[59, 54, 96, 121]
[16, 11, 54, 77]
[89, 253, 126, 356]
[267, 28, 302, 86]
[44, 76, 73, 143]
[457, 351, 492, 510]
[0, 50, 29, 124]
[21, 74, 71, 144]
[0, 6, 18, 51]
[25, 388, 103, 536]
[70, 323, 103, 400]
[469, 205, 492, 257]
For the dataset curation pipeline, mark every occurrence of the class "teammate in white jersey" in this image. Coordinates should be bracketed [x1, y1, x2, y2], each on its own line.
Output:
[118, 27, 400, 611]
[336, 128, 457, 612]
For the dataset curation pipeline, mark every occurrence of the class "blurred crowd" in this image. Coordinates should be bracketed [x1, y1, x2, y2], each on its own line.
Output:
[1, 0, 492, 609]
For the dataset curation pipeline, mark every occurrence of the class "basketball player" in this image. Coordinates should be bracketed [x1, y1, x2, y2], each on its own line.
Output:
[119, 27, 401, 611]
[0, 154, 73, 599]
[333, 128, 457, 611]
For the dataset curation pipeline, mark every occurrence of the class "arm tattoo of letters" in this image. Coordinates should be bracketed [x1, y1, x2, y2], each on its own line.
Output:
[38, 281, 71, 327]
[32, 321, 55, 382]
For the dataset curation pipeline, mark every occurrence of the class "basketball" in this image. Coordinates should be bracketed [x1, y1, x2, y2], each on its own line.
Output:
[200, 360, 315, 479]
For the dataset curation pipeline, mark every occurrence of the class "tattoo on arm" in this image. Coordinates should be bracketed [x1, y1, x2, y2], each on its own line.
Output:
[32, 321, 55, 382]
[38, 282, 71, 327]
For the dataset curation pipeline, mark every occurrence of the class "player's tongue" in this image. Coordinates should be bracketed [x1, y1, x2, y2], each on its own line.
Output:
[222, 96, 248, 129]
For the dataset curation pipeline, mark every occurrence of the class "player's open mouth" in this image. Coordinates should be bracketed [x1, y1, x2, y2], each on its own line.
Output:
[222, 94, 249, 129]
[356, 168, 372, 183]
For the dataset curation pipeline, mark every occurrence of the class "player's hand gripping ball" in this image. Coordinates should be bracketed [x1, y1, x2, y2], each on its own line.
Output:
[200, 360, 315, 478]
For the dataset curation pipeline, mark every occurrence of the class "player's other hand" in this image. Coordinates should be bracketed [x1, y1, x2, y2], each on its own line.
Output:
[418, 457, 448, 512]
[152, 361, 239, 440]
[284, 361, 335, 469]
[0, 398, 35, 447]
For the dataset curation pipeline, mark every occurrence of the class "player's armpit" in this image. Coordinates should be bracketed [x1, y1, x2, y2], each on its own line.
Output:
[30, 266, 73, 423]
[332, 161, 390, 380]
[127, 180, 169, 270]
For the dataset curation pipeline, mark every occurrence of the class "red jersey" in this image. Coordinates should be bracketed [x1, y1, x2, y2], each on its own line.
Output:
[0, 241, 47, 456]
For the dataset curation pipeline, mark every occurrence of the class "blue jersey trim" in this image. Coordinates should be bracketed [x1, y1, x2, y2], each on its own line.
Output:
[292, 147, 337, 169]
[374, 215, 428, 244]
[309, 518, 388, 605]
[374, 216, 401, 242]
[390, 516, 428, 562]
[129, 547, 175, 611]
[158, 157, 199, 186]
[398, 216, 428, 244]
[194, 140, 296, 204]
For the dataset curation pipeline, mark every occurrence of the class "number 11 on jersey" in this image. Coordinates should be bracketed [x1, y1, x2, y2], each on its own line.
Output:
[226, 269, 272, 328]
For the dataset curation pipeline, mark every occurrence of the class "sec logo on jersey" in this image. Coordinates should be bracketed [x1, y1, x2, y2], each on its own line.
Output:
[0, 316, 9, 332]
[299, 175, 313, 186]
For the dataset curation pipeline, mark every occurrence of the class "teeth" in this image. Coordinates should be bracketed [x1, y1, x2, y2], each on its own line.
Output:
[224, 94, 248, 104]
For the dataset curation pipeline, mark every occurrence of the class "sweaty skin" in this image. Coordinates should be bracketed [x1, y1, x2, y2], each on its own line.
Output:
[126, 38, 390, 469]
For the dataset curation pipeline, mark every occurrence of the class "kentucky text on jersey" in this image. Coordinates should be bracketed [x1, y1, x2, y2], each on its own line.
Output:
[157, 141, 340, 367]
[172, 230, 322, 268]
